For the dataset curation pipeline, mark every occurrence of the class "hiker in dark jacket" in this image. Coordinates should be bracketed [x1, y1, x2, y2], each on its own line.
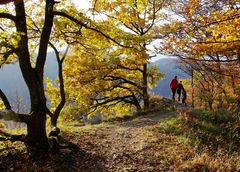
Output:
[170, 76, 178, 100]
[177, 81, 184, 102]
[182, 89, 187, 105]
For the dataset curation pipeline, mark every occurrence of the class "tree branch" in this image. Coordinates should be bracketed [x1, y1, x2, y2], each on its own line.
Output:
[0, 0, 23, 5]
[92, 95, 134, 107]
[0, 89, 11, 110]
[0, 12, 16, 23]
[36, 0, 55, 83]
[175, 54, 240, 63]
[0, 130, 25, 142]
[117, 64, 143, 72]
[53, 11, 138, 50]
[46, 107, 54, 118]
[103, 75, 139, 88]
[0, 48, 18, 67]
[48, 42, 68, 125]
[0, 110, 29, 123]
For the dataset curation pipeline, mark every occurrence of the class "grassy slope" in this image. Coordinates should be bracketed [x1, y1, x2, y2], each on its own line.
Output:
[0, 108, 240, 171]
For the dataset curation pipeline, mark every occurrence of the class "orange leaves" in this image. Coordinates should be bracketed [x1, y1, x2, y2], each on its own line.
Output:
[165, 0, 240, 59]
[162, 1, 240, 110]
[181, 0, 201, 16]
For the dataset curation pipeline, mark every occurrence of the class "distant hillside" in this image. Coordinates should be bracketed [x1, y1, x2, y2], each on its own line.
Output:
[0, 53, 189, 110]
[151, 57, 189, 98]
[0, 52, 58, 111]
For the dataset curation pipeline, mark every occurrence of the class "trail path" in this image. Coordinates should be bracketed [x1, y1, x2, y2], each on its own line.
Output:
[59, 110, 179, 172]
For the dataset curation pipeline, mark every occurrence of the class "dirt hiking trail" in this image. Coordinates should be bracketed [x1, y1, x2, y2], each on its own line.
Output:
[59, 110, 180, 172]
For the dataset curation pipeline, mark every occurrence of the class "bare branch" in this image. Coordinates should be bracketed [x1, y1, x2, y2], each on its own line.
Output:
[182, 56, 240, 63]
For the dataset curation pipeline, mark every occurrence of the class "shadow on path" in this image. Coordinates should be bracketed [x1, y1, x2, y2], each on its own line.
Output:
[0, 137, 107, 172]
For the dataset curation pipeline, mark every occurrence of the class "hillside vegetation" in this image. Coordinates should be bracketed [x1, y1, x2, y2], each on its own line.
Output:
[1, 101, 240, 171]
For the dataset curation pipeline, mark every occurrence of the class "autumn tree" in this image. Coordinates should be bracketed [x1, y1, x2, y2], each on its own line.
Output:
[0, 0, 59, 153]
[23, 1, 75, 136]
[178, 58, 234, 109]
[89, 0, 172, 110]
[0, 0, 93, 153]
[44, 0, 168, 116]
[159, 0, 240, 109]
[62, 33, 163, 116]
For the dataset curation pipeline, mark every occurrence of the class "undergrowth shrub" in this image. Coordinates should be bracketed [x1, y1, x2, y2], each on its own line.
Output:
[149, 95, 176, 111]
[158, 109, 240, 171]
[159, 109, 240, 152]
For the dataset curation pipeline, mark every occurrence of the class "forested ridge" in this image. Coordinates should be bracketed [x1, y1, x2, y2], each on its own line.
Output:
[0, 0, 239, 171]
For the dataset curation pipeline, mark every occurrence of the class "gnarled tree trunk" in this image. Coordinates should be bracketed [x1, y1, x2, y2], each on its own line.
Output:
[26, 108, 49, 153]
[14, 0, 54, 152]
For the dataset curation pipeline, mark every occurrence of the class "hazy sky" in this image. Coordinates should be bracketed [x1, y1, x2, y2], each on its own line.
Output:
[72, 0, 91, 10]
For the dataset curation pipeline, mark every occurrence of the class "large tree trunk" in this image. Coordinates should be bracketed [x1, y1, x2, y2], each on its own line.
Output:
[15, 1, 49, 150]
[23, 74, 49, 153]
[13, 0, 54, 153]
[26, 107, 49, 154]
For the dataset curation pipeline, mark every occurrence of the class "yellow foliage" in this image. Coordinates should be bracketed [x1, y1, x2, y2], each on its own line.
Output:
[0, 122, 5, 129]
[0, 100, 4, 109]
[60, 26, 163, 115]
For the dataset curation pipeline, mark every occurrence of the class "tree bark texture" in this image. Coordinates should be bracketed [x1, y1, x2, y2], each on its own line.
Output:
[13, 0, 55, 152]
[142, 63, 149, 110]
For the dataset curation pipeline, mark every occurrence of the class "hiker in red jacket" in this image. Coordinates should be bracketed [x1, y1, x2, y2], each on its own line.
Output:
[170, 76, 178, 100]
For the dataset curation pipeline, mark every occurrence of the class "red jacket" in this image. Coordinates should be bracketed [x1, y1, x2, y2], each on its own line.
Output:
[170, 78, 178, 89]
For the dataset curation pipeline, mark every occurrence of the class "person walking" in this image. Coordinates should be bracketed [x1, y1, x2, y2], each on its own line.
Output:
[170, 76, 178, 100]
[182, 89, 187, 105]
[177, 81, 184, 102]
